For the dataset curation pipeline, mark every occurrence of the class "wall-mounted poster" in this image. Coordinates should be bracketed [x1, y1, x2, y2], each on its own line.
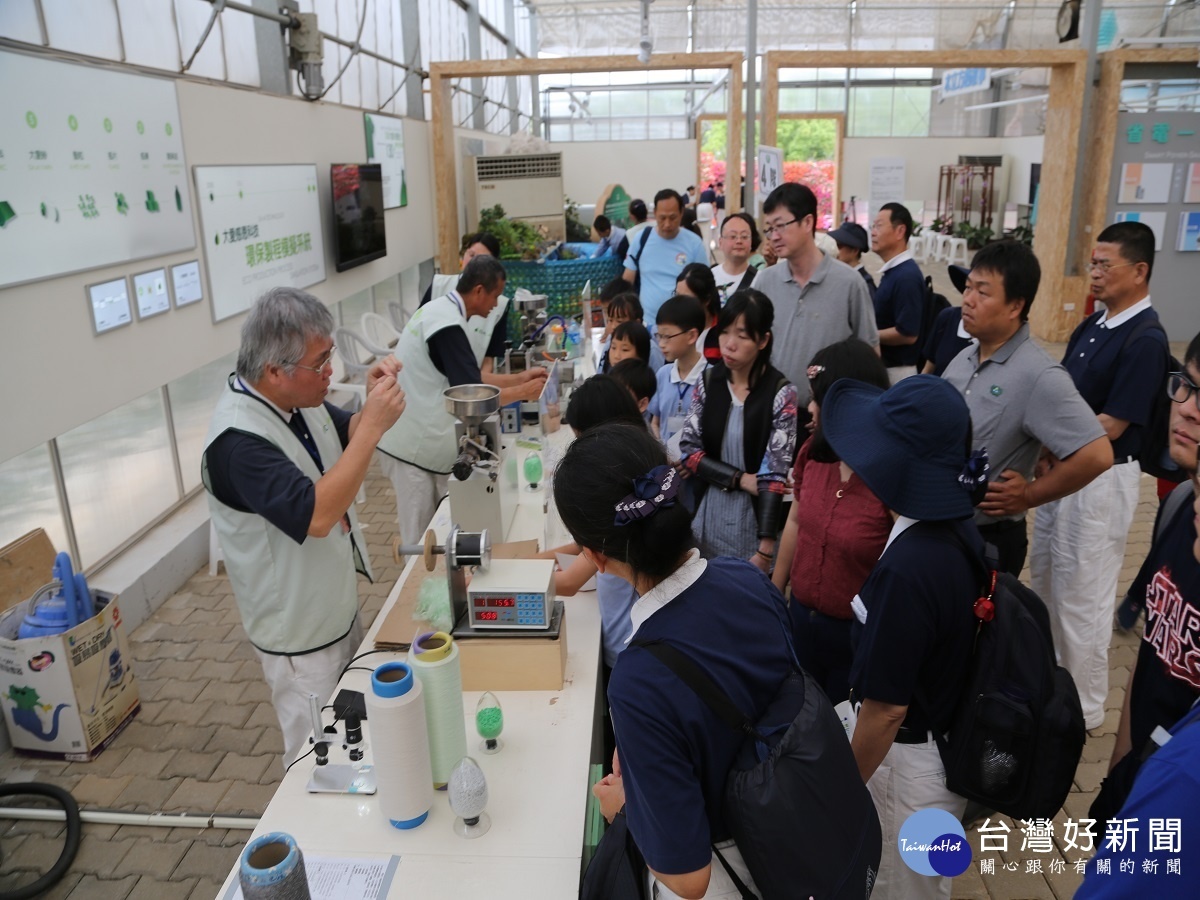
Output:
[132, 267, 170, 320]
[0, 51, 195, 288]
[170, 260, 203, 307]
[193, 164, 326, 322]
[364, 113, 407, 209]
[1115, 211, 1167, 251]
[86, 277, 132, 335]
[1177, 212, 1200, 252]
[1118, 163, 1173, 204]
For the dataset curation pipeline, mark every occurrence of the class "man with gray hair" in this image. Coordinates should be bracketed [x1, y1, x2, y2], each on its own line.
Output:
[377, 255, 546, 544]
[203, 286, 406, 766]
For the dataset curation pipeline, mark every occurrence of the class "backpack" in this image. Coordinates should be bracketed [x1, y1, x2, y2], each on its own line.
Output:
[912, 525, 1086, 820]
[580, 810, 648, 900]
[627, 227, 654, 296]
[1121, 316, 1183, 482]
[917, 275, 951, 370]
[631, 639, 881, 900]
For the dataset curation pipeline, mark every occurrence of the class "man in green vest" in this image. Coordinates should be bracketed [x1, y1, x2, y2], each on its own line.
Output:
[203, 287, 406, 766]
[377, 255, 546, 545]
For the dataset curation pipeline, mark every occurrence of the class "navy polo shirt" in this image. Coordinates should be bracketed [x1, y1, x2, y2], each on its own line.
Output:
[850, 518, 982, 736]
[205, 401, 353, 545]
[874, 257, 926, 368]
[922, 306, 973, 376]
[608, 558, 794, 876]
[1062, 308, 1169, 460]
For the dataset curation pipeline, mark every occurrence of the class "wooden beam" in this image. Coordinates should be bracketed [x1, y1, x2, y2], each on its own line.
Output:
[728, 59, 743, 214]
[430, 70, 459, 273]
[429, 52, 743, 79]
[761, 52, 779, 150]
[1109, 46, 1200, 66]
[766, 49, 1086, 69]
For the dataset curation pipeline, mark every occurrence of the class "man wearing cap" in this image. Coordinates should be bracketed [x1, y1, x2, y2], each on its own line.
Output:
[828, 221, 876, 301]
[941, 241, 1112, 576]
[920, 265, 974, 377]
[1029, 220, 1170, 732]
[821, 374, 985, 900]
[752, 182, 879, 410]
[870, 202, 926, 383]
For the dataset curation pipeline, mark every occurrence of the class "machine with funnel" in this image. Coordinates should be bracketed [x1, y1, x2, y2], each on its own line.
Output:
[444, 384, 520, 541]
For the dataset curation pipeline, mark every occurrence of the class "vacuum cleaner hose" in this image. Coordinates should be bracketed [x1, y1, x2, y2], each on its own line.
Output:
[0, 783, 81, 900]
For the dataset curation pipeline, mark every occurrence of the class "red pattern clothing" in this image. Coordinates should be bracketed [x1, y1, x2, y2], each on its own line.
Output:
[788, 437, 892, 619]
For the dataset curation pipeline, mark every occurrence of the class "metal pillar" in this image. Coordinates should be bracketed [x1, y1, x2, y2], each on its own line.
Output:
[744, 0, 758, 212]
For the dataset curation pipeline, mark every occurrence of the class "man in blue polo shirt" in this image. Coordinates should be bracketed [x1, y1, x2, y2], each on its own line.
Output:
[1030, 220, 1171, 732]
[622, 188, 708, 324]
[870, 202, 926, 383]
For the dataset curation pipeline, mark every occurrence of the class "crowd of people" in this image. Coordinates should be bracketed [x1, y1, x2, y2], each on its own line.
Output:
[202, 176, 1197, 899]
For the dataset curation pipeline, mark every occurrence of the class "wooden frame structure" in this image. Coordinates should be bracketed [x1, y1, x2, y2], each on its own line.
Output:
[762, 50, 1087, 341]
[429, 53, 744, 272]
[696, 111, 845, 227]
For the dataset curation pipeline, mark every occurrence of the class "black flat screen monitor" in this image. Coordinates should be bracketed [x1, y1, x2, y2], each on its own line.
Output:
[331, 163, 387, 272]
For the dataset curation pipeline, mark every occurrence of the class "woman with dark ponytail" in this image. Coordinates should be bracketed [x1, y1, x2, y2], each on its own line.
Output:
[678, 289, 797, 569]
[557, 423, 794, 899]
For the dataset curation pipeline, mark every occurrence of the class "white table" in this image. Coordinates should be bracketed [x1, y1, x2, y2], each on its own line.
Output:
[218, 450, 602, 899]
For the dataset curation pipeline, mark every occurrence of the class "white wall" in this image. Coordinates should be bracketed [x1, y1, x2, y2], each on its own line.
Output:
[842, 135, 1044, 214]
[0, 75, 435, 462]
[557, 139, 699, 212]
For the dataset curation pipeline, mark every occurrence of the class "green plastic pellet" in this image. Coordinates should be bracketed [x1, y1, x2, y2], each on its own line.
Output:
[476, 707, 503, 739]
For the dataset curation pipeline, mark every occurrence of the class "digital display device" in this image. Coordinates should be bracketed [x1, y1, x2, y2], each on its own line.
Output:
[331, 163, 387, 272]
[132, 268, 170, 320]
[86, 277, 132, 335]
[171, 260, 203, 307]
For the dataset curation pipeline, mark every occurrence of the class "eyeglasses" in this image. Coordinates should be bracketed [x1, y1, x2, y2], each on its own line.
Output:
[762, 218, 798, 238]
[655, 331, 687, 343]
[1088, 260, 1137, 273]
[1168, 371, 1200, 409]
[291, 345, 336, 374]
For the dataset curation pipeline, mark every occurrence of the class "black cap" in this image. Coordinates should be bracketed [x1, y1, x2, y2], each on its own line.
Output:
[948, 264, 969, 294]
[827, 222, 869, 252]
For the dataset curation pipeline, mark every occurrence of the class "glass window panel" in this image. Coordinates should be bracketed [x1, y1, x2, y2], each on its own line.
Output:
[58, 390, 179, 567]
[892, 86, 931, 136]
[335, 0, 362, 40]
[364, 0, 387, 54]
[168, 352, 236, 494]
[848, 86, 894, 137]
[42, 0, 121, 60]
[340, 53, 362, 107]
[174, 0, 226, 80]
[610, 91, 648, 117]
[548, 122, 571, 142]
[0, 0, 43, 43]
[817, 87, 847, 113]
[648, 89, 686, 116]
[221, 8, 261, 87]
[780, 87, 815, 112]
[116, 0, 181, 72]
[360, 56, 380, 110]
[0, 445, 69, 558]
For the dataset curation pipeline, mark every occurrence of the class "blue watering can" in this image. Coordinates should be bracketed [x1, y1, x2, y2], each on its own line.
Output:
[17, 552, 95, 640]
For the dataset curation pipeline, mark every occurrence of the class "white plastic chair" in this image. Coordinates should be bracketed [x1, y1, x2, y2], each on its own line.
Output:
[946, 237, 970, 266]
[387, 301, 410, 332]
[912, 232, 929, 262]
[934, 234, 953, 262]
[361, 311, 402, 350]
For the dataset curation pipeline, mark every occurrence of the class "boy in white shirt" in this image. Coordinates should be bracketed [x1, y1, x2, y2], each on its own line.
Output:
[649, 295, 709, 453]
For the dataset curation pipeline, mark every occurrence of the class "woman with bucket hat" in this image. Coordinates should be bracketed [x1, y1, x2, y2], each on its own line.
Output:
[822, 374, 989, 900]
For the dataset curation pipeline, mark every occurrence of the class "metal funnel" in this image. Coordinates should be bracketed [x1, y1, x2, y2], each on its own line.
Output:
[444, 384, 501, 425]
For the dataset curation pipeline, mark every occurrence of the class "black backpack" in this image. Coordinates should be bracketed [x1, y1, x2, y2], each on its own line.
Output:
[917, 275, 951, 369]
[580, 810, 647, 900]
[631, 640, 881, 900]
[913, 526, 1086, 820]
[627, 227, 654, 296]
[1122, 316, 1183, 482]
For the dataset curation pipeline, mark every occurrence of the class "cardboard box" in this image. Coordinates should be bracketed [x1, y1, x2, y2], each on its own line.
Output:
[0, 531, 139, 760]
[457, 613, 568, 692]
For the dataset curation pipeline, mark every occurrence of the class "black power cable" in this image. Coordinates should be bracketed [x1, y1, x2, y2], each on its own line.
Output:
[0, 783, 82, 900]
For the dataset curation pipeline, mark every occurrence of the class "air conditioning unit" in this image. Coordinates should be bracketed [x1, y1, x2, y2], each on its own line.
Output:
[468, 153, 566, 243]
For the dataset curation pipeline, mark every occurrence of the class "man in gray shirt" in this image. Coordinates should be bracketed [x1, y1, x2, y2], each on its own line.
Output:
[752, 183, 878, 410]
[942, 241, 1112, 575]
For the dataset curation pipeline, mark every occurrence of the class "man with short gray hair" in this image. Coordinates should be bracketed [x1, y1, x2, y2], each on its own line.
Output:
[203, 286, 406, 766]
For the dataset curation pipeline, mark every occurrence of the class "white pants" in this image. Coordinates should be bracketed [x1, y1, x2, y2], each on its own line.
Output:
[256, 613, 364, 767]
[866, 739, 967, 900]
[651, 841, 757, 899]
[1029, 461, 1142, 729]
[378, 453, 449, 547]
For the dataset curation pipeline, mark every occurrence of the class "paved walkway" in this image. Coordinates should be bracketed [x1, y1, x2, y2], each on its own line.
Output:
[0, 345, 1176, 899]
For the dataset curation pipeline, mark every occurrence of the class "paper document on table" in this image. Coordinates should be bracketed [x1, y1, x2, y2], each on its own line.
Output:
[223, 853, 400, 900]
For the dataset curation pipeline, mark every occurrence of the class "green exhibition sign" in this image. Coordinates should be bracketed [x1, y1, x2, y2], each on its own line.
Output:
[603, 185, 634, 228]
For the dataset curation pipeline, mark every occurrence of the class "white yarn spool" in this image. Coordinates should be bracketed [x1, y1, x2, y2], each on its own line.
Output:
[408, 631, 468, 789]
[365, 661, 434, 829]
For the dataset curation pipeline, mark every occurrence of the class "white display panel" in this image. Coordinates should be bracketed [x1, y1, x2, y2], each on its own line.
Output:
[132, 267, 170, 320]
[171, 260, 204, 307]
[0, 51, 196, 288]
[193, 164, 327, 322]
[87, 277, 132, 335]
[364, 112, 408, 209]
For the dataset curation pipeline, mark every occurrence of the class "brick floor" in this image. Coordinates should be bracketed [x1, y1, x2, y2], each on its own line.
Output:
[0, 425, 1174, 897]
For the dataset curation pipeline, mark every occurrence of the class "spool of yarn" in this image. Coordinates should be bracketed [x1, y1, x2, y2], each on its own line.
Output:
[408, 631, 468, 789]
[238, 832, 311, 900]
[365, 661, 434, 829]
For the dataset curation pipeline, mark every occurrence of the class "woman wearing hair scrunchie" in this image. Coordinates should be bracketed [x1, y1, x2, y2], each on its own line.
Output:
[557, 422, 795, 899]
[678, 289, 798, 570]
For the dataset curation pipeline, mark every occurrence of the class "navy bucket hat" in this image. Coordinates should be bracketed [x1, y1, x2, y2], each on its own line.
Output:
[821, 374, 975, 521]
